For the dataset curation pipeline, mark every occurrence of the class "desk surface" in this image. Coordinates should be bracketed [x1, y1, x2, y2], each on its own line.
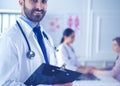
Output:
[73, 75, 120, 86]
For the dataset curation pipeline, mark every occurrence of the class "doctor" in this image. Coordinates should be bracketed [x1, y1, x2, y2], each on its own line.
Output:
[56, 28, 84, 72]
[0, 0, 72, 86]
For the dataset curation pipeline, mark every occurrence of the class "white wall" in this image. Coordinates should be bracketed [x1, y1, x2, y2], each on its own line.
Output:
[0, 0, 20, 10]
[87, 0, 120, 59]
[82, 0, 120, 67]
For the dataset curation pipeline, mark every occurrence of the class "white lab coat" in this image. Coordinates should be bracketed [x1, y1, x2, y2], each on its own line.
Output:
[56, 43, 80, 71]
[0, 18, 56, 86]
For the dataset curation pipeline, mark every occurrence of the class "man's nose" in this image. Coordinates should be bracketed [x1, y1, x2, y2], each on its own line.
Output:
[36, 1, 45, 10]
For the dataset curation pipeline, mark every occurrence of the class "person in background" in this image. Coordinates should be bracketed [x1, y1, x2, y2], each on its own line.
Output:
[56, 28, 84, 72]
[88, 37, 120, 81]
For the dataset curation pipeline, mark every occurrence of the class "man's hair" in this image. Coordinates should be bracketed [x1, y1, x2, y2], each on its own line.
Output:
[113, 37, 120, 46]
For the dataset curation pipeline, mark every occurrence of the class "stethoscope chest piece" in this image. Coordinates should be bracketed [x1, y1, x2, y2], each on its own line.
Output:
[26, 51, 35, 59]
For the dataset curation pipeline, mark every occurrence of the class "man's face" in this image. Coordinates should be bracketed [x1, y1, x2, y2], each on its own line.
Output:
[20, 0, 47, 23]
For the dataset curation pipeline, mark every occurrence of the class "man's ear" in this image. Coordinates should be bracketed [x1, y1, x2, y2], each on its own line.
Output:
[19, 0, 24, 6]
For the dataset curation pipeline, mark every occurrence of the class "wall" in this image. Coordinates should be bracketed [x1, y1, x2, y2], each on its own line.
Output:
[83, 0, 120, 67]
[86, 0, 120, 59]
[0, 0, 20, 10]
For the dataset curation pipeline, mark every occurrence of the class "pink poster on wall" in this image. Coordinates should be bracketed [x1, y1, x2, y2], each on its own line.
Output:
[42, 14, 80, 33]
[64, 14, 80, 32]
[44, 15, 63, 32]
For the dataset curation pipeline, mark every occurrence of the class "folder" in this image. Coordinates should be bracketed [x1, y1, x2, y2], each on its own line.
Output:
[24, 63, 81, 85]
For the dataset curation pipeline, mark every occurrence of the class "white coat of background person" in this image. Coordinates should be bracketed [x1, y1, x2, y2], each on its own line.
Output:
[0, 0, 72, 86]
[56, 28, 83, 72]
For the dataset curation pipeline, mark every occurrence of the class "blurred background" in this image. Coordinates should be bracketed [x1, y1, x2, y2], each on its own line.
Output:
[0, 0, 120, 68]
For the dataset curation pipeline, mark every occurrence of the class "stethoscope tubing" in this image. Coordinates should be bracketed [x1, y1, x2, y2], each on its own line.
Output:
[16, 21, 31, 51]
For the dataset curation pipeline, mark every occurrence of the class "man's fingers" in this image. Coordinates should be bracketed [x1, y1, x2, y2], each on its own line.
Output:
[54, 83, 73, 86]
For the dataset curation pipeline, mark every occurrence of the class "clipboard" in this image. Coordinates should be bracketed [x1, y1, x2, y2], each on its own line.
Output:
[24, 63, 81, 85]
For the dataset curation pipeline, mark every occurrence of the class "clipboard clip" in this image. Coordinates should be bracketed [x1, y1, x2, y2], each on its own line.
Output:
[57, 64, 66, 72]
[51, 64, 70, 76]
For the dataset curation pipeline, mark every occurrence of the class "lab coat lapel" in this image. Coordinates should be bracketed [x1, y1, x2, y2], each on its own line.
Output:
[40, 27, 51, 63]
[43, 38, 56, 65]
[28, 33, 45, 63]
[41, 27, 56, 65]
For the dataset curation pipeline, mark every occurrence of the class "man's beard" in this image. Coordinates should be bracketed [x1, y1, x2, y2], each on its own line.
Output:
[24, 3, 46, 22]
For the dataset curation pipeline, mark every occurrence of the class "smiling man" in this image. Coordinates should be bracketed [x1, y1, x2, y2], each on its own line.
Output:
[0, 0, 72, 86]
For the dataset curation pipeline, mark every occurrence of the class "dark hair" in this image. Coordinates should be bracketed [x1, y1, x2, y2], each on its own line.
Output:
[60, 28, 74, 44]
[113, 37, 120, 47]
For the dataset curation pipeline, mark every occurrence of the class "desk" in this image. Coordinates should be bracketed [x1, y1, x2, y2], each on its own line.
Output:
[73, 75, 120, 86]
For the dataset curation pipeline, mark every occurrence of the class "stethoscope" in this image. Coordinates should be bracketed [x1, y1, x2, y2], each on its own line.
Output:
[16, 21, 58, 59]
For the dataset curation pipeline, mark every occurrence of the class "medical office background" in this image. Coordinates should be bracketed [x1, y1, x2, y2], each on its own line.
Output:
[0, 0, 120, 68]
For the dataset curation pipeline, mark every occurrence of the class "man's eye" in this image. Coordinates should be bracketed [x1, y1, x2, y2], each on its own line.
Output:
[42, 0, 47, 4]
[31, 0, 38, 3]
[31, 0, 47, 3]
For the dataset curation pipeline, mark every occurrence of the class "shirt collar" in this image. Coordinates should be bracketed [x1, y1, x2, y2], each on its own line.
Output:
[17, 17, 45, 39]
[20, 15, 39, 28]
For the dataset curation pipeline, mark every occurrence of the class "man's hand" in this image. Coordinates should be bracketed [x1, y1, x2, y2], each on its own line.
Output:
[85, 66, 96, 74]
[54, 83, 73, 86]
[76, 66, 87, 74]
